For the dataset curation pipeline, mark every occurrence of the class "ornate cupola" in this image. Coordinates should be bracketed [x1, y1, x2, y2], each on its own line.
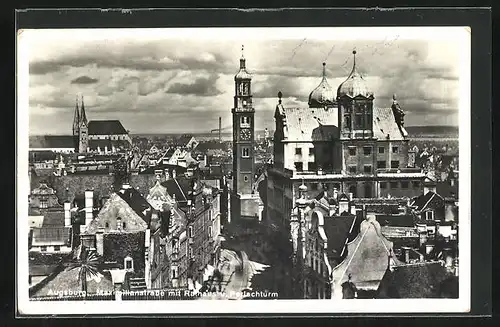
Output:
[337, 50, 373, 99]
[308, 62, 336, 108]
[337, 50, 374, 139]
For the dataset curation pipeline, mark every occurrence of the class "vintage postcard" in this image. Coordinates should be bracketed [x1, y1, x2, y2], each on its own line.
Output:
[17, 25, 471, 315]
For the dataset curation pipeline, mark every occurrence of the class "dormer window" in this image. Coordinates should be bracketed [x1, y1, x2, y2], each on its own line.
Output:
[124, 256, 134, 272]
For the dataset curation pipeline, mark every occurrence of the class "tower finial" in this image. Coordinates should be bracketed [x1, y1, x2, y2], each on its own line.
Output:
[393, 93, 397, 101]
[322, 62, 326, 78]
[352, 49, 357, 69]
[241, 44, 245, 59]
[278, 91, 282, 104]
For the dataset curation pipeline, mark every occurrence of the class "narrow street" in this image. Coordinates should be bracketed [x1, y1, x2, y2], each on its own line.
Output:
[213, 221, 293, 299]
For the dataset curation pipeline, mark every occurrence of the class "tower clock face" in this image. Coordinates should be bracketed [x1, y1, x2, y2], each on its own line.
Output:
[240, 129, 251, 141]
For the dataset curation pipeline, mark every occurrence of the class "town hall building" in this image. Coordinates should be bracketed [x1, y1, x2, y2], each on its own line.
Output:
[267, 50, 426, 239]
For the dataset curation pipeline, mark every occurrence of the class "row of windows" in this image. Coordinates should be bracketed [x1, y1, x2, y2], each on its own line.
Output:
[295, 147, 316, 156]
[348, 146, 399, 156]
[40, 245, 61, 252]
[380, 181, 421, 189]
[347, 160, 400, 173]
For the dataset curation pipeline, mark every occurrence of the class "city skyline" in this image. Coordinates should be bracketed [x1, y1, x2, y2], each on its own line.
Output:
[24, 27, 465, 135]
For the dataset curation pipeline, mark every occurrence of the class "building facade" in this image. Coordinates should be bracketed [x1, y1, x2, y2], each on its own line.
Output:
[267, 51, 426, 261]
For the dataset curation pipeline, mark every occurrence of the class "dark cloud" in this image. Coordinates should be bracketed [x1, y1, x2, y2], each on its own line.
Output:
[29, 62, 62, 75]
[252, 75, 309, 102]
[165, 74, 223, 97]
[71, 76, 99, 84]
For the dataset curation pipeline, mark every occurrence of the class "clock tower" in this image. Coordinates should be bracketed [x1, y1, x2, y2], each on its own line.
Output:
[232, 45, 255, 195]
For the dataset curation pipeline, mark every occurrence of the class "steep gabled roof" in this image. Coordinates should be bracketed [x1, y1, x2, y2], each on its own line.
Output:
[411, 191, 444, 212]
[323, 215, 357, 260]
[88, 120, 128, 135]
[116, 186, 153, 226]
[161, 177, 192, 203]
[29, 135, 74, 149]
[282, 107, 339, 142]
[377, 262, 452, 298]
[372, 107, 406, 140]
[376, 214, 416, 228]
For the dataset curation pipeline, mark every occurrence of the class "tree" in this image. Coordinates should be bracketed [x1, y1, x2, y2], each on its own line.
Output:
[68, 247, 102, 293]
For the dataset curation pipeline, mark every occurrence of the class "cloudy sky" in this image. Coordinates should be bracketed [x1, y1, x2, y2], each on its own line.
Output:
[20, 27, 469, 135]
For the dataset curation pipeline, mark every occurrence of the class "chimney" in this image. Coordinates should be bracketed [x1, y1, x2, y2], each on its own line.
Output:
[84, 190, 94, 227]
[164, 169, 170, 180]
[96, 229, 104, 256]
[443, 247, 453, 270]
[348, 192, 353, 201]
[155, 169, 163, 181]
[172, 169, 177, 179]
[333, 188, 339, 201]
[388, 249, 396, 272]
[64, 202, 72, 227]
[402, 247, 410, 263]
[109, 269, 127, 301]
[435, 220, 441, 237]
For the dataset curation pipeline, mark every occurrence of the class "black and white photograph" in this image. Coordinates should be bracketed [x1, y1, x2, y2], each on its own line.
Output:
[17, 24, 471, 315]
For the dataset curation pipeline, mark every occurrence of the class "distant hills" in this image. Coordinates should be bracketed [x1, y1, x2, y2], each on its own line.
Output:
[404, 125, 459, 137]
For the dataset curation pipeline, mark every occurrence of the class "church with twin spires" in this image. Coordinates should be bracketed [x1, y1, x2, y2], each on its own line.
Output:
[72, 95, 132, 154]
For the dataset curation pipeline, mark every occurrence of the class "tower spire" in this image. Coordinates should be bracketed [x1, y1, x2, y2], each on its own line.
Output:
[80, 95, 88, 125]
[72, 95, 80, 134]
[240, 44, 246, 69]
[322, 62, 326, 78]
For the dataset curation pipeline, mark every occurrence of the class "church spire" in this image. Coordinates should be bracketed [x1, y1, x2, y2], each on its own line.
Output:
[80, 95, 88, 126]
[72, 95, 80, 135]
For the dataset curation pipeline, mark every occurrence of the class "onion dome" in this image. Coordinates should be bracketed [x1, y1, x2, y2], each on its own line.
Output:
[337, 50, 373, 99]
[308, 63, 336, 108]
[235, 44, 252, 80]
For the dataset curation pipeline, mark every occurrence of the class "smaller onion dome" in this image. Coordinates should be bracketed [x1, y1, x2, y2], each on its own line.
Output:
[235, 45, 252, 80]
[337, 50, 373, 99]
[308, 63, 336, 108]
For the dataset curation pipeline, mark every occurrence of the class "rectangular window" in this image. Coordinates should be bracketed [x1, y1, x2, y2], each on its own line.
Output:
[172, 268, 177, 279]
[401, 181, 409, 189]
[363, 165, 372, 173]
[389, 181, 398, 189]
[348, 147, 356, 156]
[363, 146, 372, 155]
[54, 245, 61, 252]
[208, 226, 212, 238]
[188, 226, 193, 238]
[392, 146, 399, 153]
[295, 148, 302, 155]
[308, 162, 317, 171]
[40, 246, 47, 252]
[391, 160, 400, 168]
[294, 162, 303, 171]
[425, 211, 435, 220]
[240, 116, 250, 127]
[377, 161, 387, 169]
[378, 147, 385, 154]
[380, 182, 387, 189]
[348, 166, 357, 174]
[244, 175, 249, 182]
[242, 147, 250, 158]
[412, 181, 421, 188]
[309, 147, 315, 156]
[39, 199, 48, 209]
